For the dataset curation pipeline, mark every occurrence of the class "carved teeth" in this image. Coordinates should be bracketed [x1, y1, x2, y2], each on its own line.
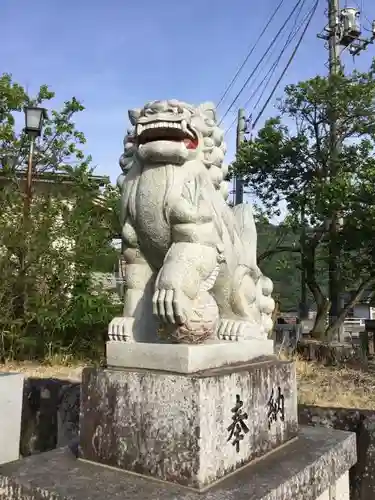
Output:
[181, 120, 195, 138]
[138, 121, 183, 133]
[136, 120, 196, 140]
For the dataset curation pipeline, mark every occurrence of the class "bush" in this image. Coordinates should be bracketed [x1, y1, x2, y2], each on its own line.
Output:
[0, 73, 122, 362]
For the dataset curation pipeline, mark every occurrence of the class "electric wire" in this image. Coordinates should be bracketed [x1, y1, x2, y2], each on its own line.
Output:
[228, 0, 318, 205]
[251, 0, 319, 131]
[219, 0, 307, 125]
[224, 0, 309, 135]
[227, 2, 307, 204]
[252, 1, 313, 114]
[247, 1, 306, 110]
[352, 0, 373, 29]
[216, 0, 285, 109]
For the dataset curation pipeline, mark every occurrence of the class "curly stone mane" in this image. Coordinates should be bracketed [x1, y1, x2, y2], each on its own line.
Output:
[117, 103, 230, 200]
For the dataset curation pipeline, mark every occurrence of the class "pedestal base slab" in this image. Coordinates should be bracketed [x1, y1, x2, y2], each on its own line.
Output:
[106, 339, 274, 373]
[0, 427, 356, 500]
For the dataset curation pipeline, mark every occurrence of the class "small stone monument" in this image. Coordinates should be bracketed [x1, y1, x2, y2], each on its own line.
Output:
[0, 100, 356, 499]
[0, 372, 23, 465]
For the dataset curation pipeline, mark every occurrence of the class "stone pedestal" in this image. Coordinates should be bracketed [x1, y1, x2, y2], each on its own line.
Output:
[0, 373, 24, 465]
[0, 353, 357, 500]
[79, 358, 298, 489]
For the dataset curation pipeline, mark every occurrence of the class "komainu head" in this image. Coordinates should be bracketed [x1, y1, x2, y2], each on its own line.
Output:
[118, 99, 229, 199]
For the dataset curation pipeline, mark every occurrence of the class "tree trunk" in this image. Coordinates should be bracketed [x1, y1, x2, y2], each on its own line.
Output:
[303, 241, 329, 339]
[271, 297, 280, 325]
[328, 212, 342, 330]
[310, 298, 331, 339]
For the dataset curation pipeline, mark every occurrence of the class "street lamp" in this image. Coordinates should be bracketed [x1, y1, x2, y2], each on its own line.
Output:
[23, 106, 47, 219]
[24, 106, 47, 138]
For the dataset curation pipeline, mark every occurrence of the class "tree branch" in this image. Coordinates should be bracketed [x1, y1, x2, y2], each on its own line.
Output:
[304, 243, 325, 306]
[258, 245, 300, 262]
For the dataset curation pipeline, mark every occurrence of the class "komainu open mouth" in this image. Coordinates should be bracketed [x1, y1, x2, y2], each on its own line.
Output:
[137, 121, 199, 149]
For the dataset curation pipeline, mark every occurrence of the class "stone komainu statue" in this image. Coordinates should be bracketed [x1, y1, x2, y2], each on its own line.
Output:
[116, 100, 274, 344]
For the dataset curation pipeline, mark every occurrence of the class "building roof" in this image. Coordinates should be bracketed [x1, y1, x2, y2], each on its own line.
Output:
[0, 170, 109, 187]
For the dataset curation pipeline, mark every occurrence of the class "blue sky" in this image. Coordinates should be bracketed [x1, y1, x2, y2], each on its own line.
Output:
[1, 0, 374, 186]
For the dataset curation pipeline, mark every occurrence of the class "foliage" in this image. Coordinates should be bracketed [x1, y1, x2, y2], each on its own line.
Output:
[0, 73, 121, 362]
[255, 213, 328, 312]
[257, 219, 301, 311]
[232, 62, 375, 338]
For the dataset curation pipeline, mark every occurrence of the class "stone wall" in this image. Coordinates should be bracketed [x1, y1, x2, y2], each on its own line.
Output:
[296, 340, 364, 366]
[19, 377, 375, 500]
[21, 378, 79, 456]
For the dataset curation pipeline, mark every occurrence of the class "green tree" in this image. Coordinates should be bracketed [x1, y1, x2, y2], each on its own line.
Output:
[232, 63, 375, 339]
[0, 73, 121, 361]
[256, 216, 301, 312]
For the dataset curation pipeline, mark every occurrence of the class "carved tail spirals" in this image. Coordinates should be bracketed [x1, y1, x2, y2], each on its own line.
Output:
[232, 203, 275, 333]
[232, 204, 259, 273]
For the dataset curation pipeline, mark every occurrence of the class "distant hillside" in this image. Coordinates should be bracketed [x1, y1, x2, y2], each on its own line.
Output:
[256, 222, 300, 311]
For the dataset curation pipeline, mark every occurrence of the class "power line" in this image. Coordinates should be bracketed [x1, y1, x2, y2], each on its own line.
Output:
[224, 0, 310, 135]
[246, 1, 308, 109]
[216, 0, 285, 108]
[219, 0, 307, 125]
[251, 0, 314, 114]
[353, 0, 373, 30]
[252, 0, 319, 130]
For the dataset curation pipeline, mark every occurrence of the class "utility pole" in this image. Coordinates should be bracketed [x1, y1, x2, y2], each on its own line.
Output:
[327, 0, 341, 328]
[235, 108, 247, 205]
[316, 3, 375, 331]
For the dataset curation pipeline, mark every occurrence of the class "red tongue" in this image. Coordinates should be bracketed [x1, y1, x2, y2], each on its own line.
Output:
[184, 137, 198, 150]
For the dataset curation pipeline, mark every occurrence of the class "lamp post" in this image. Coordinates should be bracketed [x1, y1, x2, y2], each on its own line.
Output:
[23, 106, 47, 220]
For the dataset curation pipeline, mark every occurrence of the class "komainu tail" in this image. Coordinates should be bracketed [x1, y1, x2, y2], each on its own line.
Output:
[232, 203, 258, 272]
[232, 203, 275, 332]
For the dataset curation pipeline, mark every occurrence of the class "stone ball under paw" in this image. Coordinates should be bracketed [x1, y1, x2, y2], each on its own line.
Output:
[169, 291, 219, 344]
